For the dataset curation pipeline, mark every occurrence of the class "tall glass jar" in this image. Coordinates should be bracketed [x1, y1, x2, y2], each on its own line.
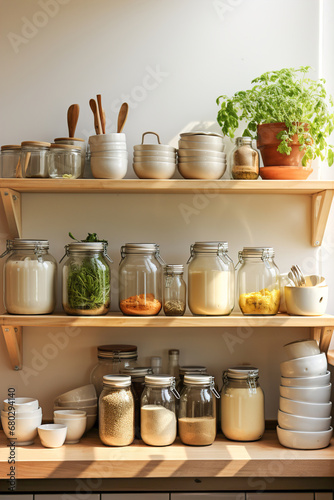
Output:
[0, 145, 21, 178]
[237, 247, 280, 315]
[90, 344, 138, 396]
[119, 243, 162, 316]
[99, 375, 134, 446]
[0, 239, 57, 314]
[176, 365, 208, 395]
[187, 242, 234, 316]
[47, 144, 83, 179]
[230, 137, 260, 180]
[61, 242, 112, 316]
[21, 141, 51, 177]
[179, 375, 220, 446]
[141, 375, 179, 446]
[163, 265, 186, 316]
[221, 366, 265, 441]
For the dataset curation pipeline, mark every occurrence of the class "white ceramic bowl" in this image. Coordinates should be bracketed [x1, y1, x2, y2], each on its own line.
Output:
[1, 407, 42, 419]
[90, 156, 127, 179]
[279, 396, 332, 418]
[134, 156, 176, 163]
[89, 133, 126, 144]
[278, 410, 331, 432]
[53, 404, 96, 412]
[178, 139, 225, 152]
[1, 411, 42, 445]
[133, 161, 176, 179]
[279, 384, 332, 404]
[38, 424, 67, 448]
[91, 150, 128, 158]
[280, 352, 327, 378]
[285, 285, 328, 316]
[180, 134, 225, 145]
[178, 160, 226, 180]
[134, 150, 176, 158]
[54, 397, 97, 407]
[178, 149, 226, 159]
[3, 397, 39, 413]
[134, 144, 176, 154]
[89, 143, 127, 153]
[283, 339, 320, 360]
[54, 411, 87, 444]
[277, 425, 333, 450]
[53, 407, 96, 432]
[56, 384, 97, 403]
[54, 410, 86, 419]
[280, 371, 331, 387]
[178, 157, 226, 164]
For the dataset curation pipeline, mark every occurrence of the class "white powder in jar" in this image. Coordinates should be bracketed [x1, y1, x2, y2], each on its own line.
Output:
[141, 404, 176, 446]
[188, 269, 233, 315]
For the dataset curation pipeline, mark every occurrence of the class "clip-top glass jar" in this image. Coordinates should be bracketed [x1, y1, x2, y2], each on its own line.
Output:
[230, 137, 260, 180]
[179, 375, 220, 446]
[119, 243, 163, 316]
[141, 375, 179, 446]
[61, 242, 112, 316]
[47, 144, 83, 179]
[187, 242, 234, 316]
[221, 366, 265, 442]
[21, 141, 51, 178]
[163, 264, 186, 316]
[0, 145, 21, 178]
[0, 239, 57, 315]
[237, 247, 280, 315]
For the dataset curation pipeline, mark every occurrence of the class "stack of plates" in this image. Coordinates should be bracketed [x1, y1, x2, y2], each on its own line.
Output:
[53, 384, 97, 432]
[178, 132, 226, 179]
[133, 132, 177, 179]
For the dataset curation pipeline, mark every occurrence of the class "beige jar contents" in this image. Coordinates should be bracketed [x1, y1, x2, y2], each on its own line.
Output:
[99, 388, 134, 446]
[188, 269, 232, 315]
[179, 416, 216, 446]
[141, 405, 176, 446]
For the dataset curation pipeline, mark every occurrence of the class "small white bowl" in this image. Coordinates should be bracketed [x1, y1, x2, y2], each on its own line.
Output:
[54, 410, 86, 419]
[89, 133, 126, 145]
[279, 396, 332, 418]
[56, 384, 97, 403]
[178, 160, 226, 180]
[178, 139, 225, 152]
[54, 412, 87, 444]
[38, 424, 67, 448]
[134, 155, 176, 163]
[54, 408, 96, 432]
[277, 425, 333, 450]
[178, 149, 226, 159]
[285, 285, 328, 316]
[1, 407, 42, 419]
[54, 397, 97, 407]
[280, 371, 331, 388]
[3, 397, 39, 413]
[91, 150, 128, 157]
[134, 144, 175, 154]
[283, 339, 320, 360]
[134, 150, 176, 158]
[180, 134, 225, 145]
[1, 411, 42, 445]
[278, 409, 332, 432]
[280, 352, 327, 378]
[89, 143, 127, 153]
[133, 161, 176, 179]
[90, 156, 127, 179]
[279, 384, 332, 404]
[53, 404, 96, 412]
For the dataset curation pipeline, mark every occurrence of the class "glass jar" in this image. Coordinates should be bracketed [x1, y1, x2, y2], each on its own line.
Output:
[141, 375, 179, 446]
[179, 375, 220, 446]
[61, 242, 112, 316]
[119, 243, 162, 316]
[54, 137, 86, 174]
[0, 239, 57, 315]
[221, 366, 265, 441]
[163, 265, 186, 316]
[99, 375, 134, 446]
[90, 344, 138, 396]
[0, 145, 21, 178]
[237, 247, 280, 315]
[176, 365, 208, 395]
[230, 137, 260, 180]
[187, 241, 234, 316]
[21, 141, 51, 177]
[47, 144, 83, 179]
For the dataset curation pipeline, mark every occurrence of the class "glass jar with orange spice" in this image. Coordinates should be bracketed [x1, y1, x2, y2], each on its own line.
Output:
[119, 243, 162, 316]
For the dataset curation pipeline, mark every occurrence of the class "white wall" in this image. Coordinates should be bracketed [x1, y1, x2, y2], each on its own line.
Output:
[0, 0, 333, 420]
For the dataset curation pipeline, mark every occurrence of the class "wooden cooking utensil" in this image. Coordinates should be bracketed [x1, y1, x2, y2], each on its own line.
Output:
[89, 99, 102, 135]
[96, 94, 105, 134]
[67, 104, 80, 138]
[117, 102, 129, 133]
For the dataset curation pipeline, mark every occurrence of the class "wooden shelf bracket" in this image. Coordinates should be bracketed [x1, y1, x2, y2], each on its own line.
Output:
[1, 325, 22, 370]
[0, 188, 22, 239]
[311, 189, 334, 247]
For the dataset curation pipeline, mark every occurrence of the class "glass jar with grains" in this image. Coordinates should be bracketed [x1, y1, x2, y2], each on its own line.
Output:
[230, 137, 260, 180]
[99, 375, 135, 447]
[163, 265, 186, 316]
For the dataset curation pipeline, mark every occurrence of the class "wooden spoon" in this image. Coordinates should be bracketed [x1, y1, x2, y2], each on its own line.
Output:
[96, 94, 105, 134]
[89, 99, 102, 135]
[67, 104, 80, 138]
[117, 102, 129, 133]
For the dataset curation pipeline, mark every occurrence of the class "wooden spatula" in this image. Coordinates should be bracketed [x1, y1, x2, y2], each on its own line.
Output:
[117, 102, 129, 133]
[89, 99, 102, 135]
[96, 94, 105, 134]
[67, 104, 80, 138]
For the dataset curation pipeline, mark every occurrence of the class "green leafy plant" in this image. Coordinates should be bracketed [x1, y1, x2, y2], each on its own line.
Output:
[216, 66, 334, 166]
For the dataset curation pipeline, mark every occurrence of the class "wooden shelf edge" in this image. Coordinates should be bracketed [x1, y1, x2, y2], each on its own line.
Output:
[327, 350, 334, 366]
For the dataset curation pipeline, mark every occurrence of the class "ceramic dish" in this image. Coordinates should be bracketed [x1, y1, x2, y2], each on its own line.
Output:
[285, 285, 328, 316]
[280, 352, 327, 378]
[279, 384, 332, 404]
[55, 384, 97, 403]
[3, 397, 39, 412]
[1, 410, 42, 445]
[178, 160, 226, 180]
[283, 339, 320, 360]
[280, 371, 331, 388]
[38, 424, 67, 448]
[279, 396, 332, 418]
[133, 161, 176, 179]
[178, 139, 225, 152]
[277, 425, 333, 449]
[277, 409, 331, 432]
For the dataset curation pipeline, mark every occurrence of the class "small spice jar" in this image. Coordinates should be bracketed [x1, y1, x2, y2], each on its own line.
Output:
[0, 145, 21, 178]
[99, 375, 135, 447]
[20, 141, 51, 177]
[0, 239, 57, 315]
[230, 137, 260, 180]
[221, 366, 265, 441]
[90, 344, 138, 396]
[141, 375, 179, 446]
[179, 375, 220, 446]
[163, 265, 186, 316]
[47, 144, 83, 179]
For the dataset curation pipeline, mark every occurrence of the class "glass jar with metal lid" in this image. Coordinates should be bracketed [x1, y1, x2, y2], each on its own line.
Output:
[141, 375, 179, 446]
[90, 344, 138, 396]
[21, 141, 51, 177]
[0, 145, 21, 178]
[119, 243, 163, 316]
[163, 264, 186, 316]
[187, 241, 234, 316]
[237, 247, 280, 315]
[99, 375, 135, 447]
[179, 374, 220, 446]
[0, 239, 57, 314]
[221, 366, 265, 441]
[47, 144, 83, 179]
[61, 242, 112, 316]
[230, 137, 260, 180]
[176, 365, 208, 395]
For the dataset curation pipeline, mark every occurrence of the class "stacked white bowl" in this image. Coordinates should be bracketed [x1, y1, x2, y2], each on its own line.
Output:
[53, 384, 97, 432]
[88, 133, 128, 179]
[133, 132, 177, 179]
[277, 339, 333, 449]
[1, 397, 42, 445]
[178, 132, 227, 179]
[54, 410, 87, 444]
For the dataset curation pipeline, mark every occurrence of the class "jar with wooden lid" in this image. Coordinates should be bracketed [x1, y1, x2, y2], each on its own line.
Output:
[230, 137, 260, 180]
[54, 137, 86, 174]
[0, 145, 21, 178]
[20, 141, 51, 177]
[163, 264, 186, 316]
[47, 144, 83, 179]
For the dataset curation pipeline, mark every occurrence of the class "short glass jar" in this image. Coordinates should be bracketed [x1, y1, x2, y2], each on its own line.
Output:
[163, 264, 186, 316]
[61, 242, 112, 316]
[179, 375, 219, 446]
[99, 375, 135, 447]
[237, 247, 280, 315]
[90, 344, 138, 396]
[230, 137, 259, 180]
[221, 366, 265, 441]
[0, 239, 57, 315]
[0, 145, 21, 178]
[119, 243, 163, 316]
[141, 375, 179, 446]
[54, 137, 86, 174]
[187, 242, 234, 316]
[21, 141, 51, 178]
[47, 144, 83, 179]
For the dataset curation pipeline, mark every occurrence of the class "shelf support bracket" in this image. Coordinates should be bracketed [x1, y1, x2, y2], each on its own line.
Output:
[311, 326, 334, 358]
[0, 189, 22, 239]
[1, 326, 22, 370]
[311, 189, 334, 247]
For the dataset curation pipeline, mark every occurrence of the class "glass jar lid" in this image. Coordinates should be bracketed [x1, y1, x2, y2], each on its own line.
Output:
[122, 243, 158, 254]
[235, 137, 253, 146]
[66, 242, 107, 252]
[120, 367, 153, 378]
[145, 374, 175, 387]
[179, 365, 207, 376]
[164, 264, 184, 275]
[240, 247, 274, 258]
[50, 144, 81, 151]
[54, 137, 85, 142]
[102, 375, 131, 387]
[225, 366, 259, 380]
[21, 141, 51, 148]
[1, 145, 21, 151]
[7, 238, 49, 250]
[193, 241, 228, 253]
[98, 344, 138, 360]
[184, 374, 214, 386]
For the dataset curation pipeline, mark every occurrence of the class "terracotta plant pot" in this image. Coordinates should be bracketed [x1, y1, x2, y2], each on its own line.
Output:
[257, 123, 307, 167]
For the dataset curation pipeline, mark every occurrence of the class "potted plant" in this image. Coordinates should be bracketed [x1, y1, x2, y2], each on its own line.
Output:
[216, 66, 334, 179]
